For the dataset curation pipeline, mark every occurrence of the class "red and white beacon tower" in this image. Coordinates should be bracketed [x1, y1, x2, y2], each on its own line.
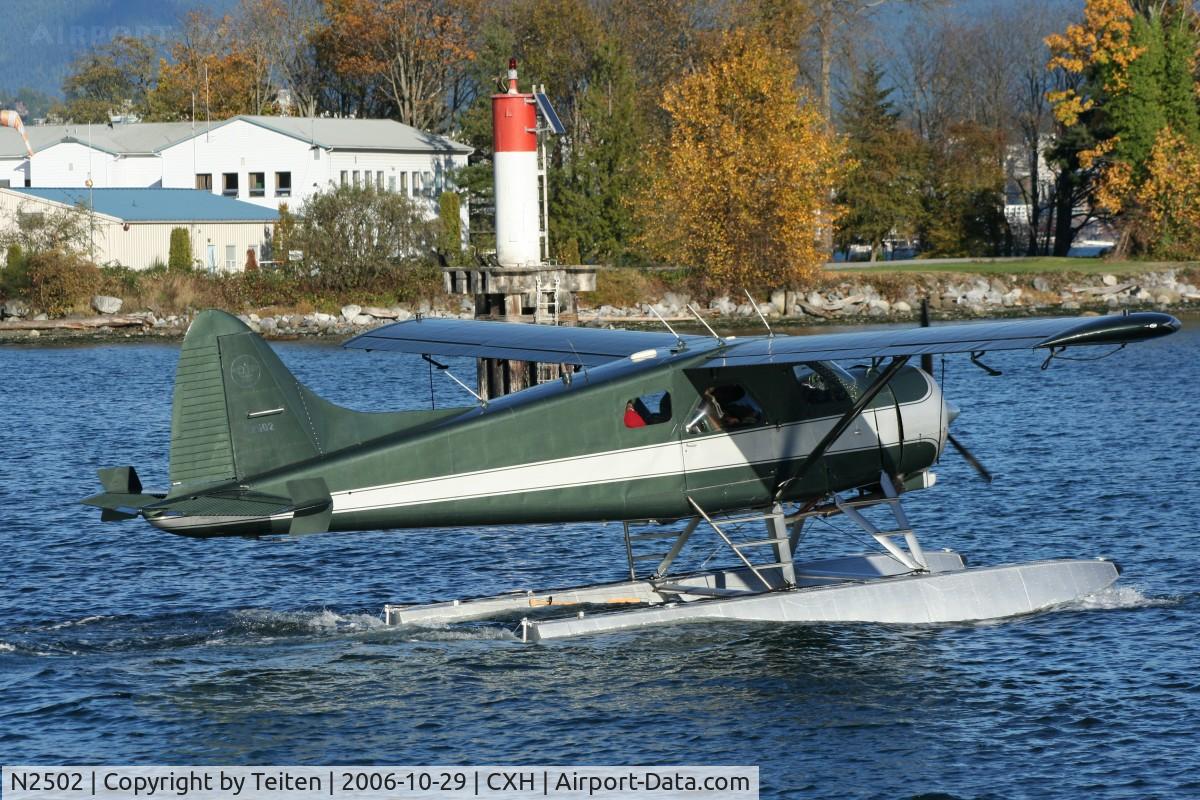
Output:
[492, 58, 547, 268]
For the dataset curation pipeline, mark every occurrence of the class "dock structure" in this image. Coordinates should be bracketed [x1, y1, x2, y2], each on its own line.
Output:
[443, 264, 596, 398]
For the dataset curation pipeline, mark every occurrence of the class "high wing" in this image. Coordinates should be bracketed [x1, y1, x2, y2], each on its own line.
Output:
[344, 316, 707, 365]
[346, 312, 1179, 367]
[702, 312, 1179, 367]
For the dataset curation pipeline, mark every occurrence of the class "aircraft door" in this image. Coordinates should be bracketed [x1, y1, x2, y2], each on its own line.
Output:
[680, 381, 776, 509]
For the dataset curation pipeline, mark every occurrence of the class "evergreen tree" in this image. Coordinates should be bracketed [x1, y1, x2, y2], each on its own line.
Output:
[835, 62, 924, 261]
[1102, 13, 1166, 175]
[552, 40, 644, 264]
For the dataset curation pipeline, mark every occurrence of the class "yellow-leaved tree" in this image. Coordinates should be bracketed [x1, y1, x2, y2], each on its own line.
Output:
[633, 30, 845, 291]
[1136, 127, 1200, 259]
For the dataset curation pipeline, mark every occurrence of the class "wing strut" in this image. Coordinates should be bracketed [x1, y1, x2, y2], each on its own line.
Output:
[776, 356, 911, 496]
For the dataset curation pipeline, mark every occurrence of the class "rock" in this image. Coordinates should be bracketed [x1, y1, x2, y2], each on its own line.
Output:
[709, 296, 737, 315]
[32, 312, 48, 321]
[394, 308, 413, 321]
[892, 300, 912, 314]
[1102, 274, 1118, 286]
[735, 303, 755, 317]
[248, 313, 260, 323]
[352, 314, 375, 326]
[1063, 300, 1081, 310]
[259, 317, 277, 333]
[91, 295, 123, 315]
[662, 291, 689, 313]
[315, 312, 334, 323]
[362, 306, 398, 319]
[807, 291, 825, 308]
[28, 329, 39, 338]
[1032, 276, 1051, 293]
[2, 299, 29, 318]
[341, 304, 362, 321]
[770, 290, 786, 310]
[1105, 295, 1120, 308]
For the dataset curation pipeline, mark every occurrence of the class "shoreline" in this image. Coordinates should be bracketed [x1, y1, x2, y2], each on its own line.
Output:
[2, 268, 1196, 346]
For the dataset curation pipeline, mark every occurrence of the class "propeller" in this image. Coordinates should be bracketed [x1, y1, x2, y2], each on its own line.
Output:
[920, 299, 994, 484]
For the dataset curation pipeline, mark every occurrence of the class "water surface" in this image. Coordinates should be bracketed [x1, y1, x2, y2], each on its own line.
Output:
[1, 319, 1197, 799]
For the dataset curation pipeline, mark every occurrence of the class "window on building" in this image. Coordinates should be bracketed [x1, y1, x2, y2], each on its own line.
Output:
[411, 171, 421, 196]
[400, 172, 408, 194]
[352, 170, 360, 187]
[388, 175, 396, 192]
[249, 172, 265, 197]
[376, 170, 384, 189]
[340, 170, 348, 186]
[275, 171, 291, 197]
[622, 392, 672, 429]
[222, 173, 239, 196]
[0, 179, 10, 189]
[195, 173, 212, 190]
[225, 244, 236, 270]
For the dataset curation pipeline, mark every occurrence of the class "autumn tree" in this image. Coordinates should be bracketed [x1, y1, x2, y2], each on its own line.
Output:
[318, 0, 479, 132]
[835, 62, 924, 261]
[1136, 127, 1200, 258]
[150, 11, 276, 120]
[1046, 0, 1200, 254]
[59, 36, 159, 123]
[633, 30, 845, 291]
[240, 0, 327, 116]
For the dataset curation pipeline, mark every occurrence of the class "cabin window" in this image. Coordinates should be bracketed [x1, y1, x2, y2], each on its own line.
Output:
[376, 170, 384, 189]
[195, 173, 212, 190]
[249, 172, 265, 197]
[685, 384, 765, 434]
[623, 391, 672, 429]
[792, 363, 857, 413]
[340, 170, 348, 186]
[388, 175, 396, 192]
[400, 172, 408, 194]
[222, 172, 239, 196]
[275, 171, 291, 197]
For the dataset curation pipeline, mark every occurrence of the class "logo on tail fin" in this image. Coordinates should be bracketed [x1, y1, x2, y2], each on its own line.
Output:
[229, 354, 262, 388]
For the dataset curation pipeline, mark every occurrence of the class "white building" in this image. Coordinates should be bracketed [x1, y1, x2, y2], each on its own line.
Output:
[0, 116, 472, 219]
[0, 187, 278, 271]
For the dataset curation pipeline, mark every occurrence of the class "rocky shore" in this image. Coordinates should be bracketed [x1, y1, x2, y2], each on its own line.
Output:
[2, 269, 1197, 344]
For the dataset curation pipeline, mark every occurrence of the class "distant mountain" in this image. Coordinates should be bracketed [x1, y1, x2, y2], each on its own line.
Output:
[0, 0, 236, 100]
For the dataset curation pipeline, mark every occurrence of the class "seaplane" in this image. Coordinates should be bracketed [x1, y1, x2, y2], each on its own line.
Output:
[83, 307, 1180, 640]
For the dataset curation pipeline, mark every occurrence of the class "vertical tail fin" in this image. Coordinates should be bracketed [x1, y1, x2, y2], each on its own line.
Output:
[168, 310, 459, 496]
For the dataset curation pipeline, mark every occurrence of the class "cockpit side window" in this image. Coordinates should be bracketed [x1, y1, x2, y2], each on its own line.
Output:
[684, 384, 766, 434]
[792, 362, 858, 413]
[623, 391, 672, 428]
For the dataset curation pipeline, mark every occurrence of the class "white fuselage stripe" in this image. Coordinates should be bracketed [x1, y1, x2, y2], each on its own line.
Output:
[330, 388, 945, 515]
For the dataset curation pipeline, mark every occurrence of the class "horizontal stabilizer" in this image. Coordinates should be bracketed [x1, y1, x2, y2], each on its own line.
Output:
[83, 466, 162, 522]
[344, 317, 706, 366]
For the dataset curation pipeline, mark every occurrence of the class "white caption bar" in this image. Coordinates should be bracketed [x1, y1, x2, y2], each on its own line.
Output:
[3, 767, 758, 800]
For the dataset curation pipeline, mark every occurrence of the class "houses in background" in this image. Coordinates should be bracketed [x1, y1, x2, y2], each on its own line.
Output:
[0, 115, 472, 271]
[0, 187, 278, 271]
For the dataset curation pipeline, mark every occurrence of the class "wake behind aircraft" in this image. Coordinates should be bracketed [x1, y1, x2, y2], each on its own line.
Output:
[83, 308, 1179, 640]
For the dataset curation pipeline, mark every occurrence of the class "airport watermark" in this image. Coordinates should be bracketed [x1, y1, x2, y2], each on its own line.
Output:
[3, 767, 758, 800]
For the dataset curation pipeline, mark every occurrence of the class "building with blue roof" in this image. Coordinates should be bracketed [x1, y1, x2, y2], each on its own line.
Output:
[0, 187, 278, 271]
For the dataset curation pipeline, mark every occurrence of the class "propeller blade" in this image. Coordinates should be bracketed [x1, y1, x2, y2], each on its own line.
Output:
[947, 432, 993, 483]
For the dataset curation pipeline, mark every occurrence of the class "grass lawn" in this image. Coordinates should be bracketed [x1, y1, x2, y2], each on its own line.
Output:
[831, 257, 1199, 275]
